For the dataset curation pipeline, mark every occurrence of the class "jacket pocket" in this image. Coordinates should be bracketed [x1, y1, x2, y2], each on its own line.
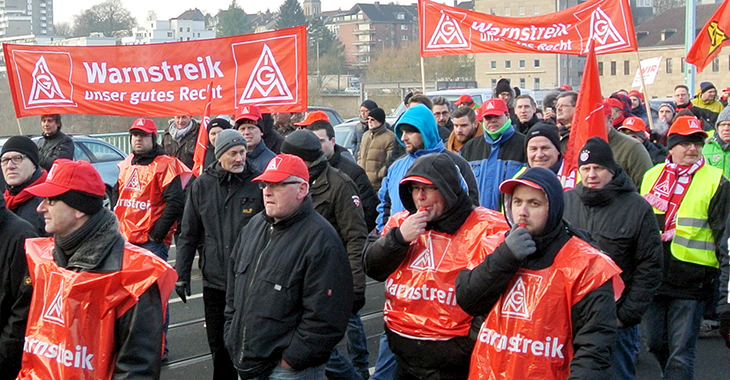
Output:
[257, 268, 303, 324]
[594, 230, 634, 271]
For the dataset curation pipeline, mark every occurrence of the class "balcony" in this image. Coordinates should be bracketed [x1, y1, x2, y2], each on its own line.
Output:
[352, 28, 376, 35]
[352, 40, 376, 46]
[352, 50, 371, 56]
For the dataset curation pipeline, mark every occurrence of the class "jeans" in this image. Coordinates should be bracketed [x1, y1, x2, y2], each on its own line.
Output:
[610, 325, 641, 380]
[642, 297, 704, 380]
[250, 363, 326, 380]
[369, 333, 396, 380]
[135, 240, 170, 354]
[204, 287, 238, 380]
[326, 313, 368, 380]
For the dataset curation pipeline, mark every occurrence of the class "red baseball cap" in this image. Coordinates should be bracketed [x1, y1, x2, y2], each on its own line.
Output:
[25, 159, 106, 198]
[723, 87, 730, 92]
[252, 154, 309, 183]
[454, 94, 474, 106]
[294, 110, 330, 126]
[499, 178, 542, 195]
[628, 90, 644, 101]
[129, 118, 157, 134]
[399, 175, 433, 185]
[558, 85, 573, 91]
[618, 116, 647, 133]
[667, 115, 707, 138]
[235, 105, 262, 123]
[479, 99, 509, 118]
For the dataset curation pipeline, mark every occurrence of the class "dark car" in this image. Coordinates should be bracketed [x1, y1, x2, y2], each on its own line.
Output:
[308, 106, 345, 126]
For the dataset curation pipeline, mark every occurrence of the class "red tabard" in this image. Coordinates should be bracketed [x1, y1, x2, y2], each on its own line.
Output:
[115, 155, 192, 245]
[468, 237, 623, 380]
[17, 237, 177, 380]
[382, 207, 509, 340]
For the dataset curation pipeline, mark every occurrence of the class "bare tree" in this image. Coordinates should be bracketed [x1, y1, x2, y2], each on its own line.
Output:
[53, 22, 73, 37]
[72, 0, 137, 37]
[654, 0, 685, 15]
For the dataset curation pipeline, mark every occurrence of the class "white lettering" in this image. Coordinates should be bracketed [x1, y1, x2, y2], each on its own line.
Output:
[115, 198, 151, 210]
[82, 56, 224, 84]
[477, 325, 565, 359]
[469, 22, 572, 42]
[385, 279, 457, 306]
[23, 336, 94, 370]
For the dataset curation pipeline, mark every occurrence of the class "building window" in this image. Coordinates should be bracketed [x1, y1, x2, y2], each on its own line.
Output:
[179, 27, 183, 32]
[491, 61, 497, 69]
[396, 13, 405, 20]
[610, 61, 616, 76]
[533, 5, 540, 14]
[503, 7, 510, 16]
[534, 59, 540, 68]
[534, 77, 541, 90]
[598, 62, 604, 76]
[402, 35, 408, 40]
[167, 32, 172, 37]
[491, 78, 497, 87]
[666, 58, 672, 73]
[505, 60, 511, 69]
[401, 25, 408, 30]
[624, 60, 630, 75]
[713, 57, 720, 72]
[187, 27, 190, 32]
[518, 6, 525, 15]
[519, 78, 525, 88]
[680, 58, 685, 73]
[519, 60, 525, 68]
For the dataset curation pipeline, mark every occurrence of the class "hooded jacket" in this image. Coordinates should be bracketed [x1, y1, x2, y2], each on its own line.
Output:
[375, 105, 479, 232]
[358, 122, 396, 192]
[36, 131, 74, 171]
[175, 161, 264, 289]
[703, 111, 730, 178]
[564, 168, 663, 327]
[162, 118, 200, 170]
[330, 144, 378, 232]
[691, 96, 723, 126]
[607, 127, 653, 189]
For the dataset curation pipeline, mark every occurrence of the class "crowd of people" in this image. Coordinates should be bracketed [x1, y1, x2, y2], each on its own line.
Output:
[0, 77, 729, 380]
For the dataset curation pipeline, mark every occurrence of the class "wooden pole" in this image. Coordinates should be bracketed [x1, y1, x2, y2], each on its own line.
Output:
[635, 50, 655, 133]
[420, 56, 426, 93]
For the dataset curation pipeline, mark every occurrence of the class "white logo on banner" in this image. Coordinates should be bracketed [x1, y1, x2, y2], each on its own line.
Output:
[427, 11, 469, 49]
[42, 273, 65, 326]
[239, 44, 293, 104]
[124, 169, 142, 191]
[408, 234, 451, 272]
[501, 273, 543, 320]
[584, 7, 627, 53]
[27, 56, 74, 106]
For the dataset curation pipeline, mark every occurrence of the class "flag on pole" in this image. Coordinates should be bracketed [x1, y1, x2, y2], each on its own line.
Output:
[686, 0, 730, 73]
[192, 82, 213, 177]
[561, 43, 607, 189]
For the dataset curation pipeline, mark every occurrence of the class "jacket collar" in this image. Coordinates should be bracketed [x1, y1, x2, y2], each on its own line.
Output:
[264, 196, 315, 229]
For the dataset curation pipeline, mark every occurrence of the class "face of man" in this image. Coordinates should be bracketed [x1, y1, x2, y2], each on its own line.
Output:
[401, 130, 424, 153]
[219, 145, 247, 173]
[610, 107, 624, 124]
[669, 141, 704, 166]
[723, 89, 730, 99]
[498, 92, 511, 104]
[367, 116, 383, 130]
[432, 104, 451, 128]
[452, 116, 478, 144]
[717, 121, 730, 144]
[1, 151, 35, 186]
[274, 113, 292, 126]
[261, 177, 308, 222]
[131, 132, 154, 155]
[658, 107, 674, 124]
[312, 129, 336, 159]
[579, 164, 613, 189]
[555, 97, 575, 126]
[674, 87, 690, 106]
[515, 98, 536, 123]
[174, 116, 191, 130]
[410, 183, 446, 222]
[701, 88, 717, 102]
[630, 96, 641, 109]
[41, 116, 59, 136]
[208, 126, 224, 146]
[483, 113, 508, 133]
[359, 107, 370, 122]
[526, 137, 560, 169]
[36, 198, 86, 237]
[238, 122, 262, 151]
[510, 185, 549, 235]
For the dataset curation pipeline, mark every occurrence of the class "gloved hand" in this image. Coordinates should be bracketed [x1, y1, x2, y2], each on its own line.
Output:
[175, 281, 191, 303]
[720, 312, 730, 349]
[504, 226, 536, 260]
[352, 292, 366, 314]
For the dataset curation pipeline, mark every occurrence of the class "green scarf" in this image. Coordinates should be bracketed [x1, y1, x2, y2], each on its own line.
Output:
[485, 119, 512, 140]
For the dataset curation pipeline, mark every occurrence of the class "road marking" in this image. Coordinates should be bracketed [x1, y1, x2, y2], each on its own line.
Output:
[168, 293, 203, 304]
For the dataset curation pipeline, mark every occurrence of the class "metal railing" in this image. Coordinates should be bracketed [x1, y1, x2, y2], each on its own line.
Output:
[90, 130, 166, 155]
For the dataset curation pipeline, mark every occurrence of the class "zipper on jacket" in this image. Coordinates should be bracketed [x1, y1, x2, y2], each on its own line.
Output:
[239, 225, 274, 363]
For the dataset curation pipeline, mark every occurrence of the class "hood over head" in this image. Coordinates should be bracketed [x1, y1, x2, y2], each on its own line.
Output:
[394, 104, 441, 150]
[500, 167, 564, 237]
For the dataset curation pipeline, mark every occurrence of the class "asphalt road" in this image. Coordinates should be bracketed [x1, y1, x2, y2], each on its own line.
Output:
[161, 246, 730, 380]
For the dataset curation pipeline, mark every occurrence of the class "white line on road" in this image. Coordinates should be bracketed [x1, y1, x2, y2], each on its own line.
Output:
[169, 293, 203, 304]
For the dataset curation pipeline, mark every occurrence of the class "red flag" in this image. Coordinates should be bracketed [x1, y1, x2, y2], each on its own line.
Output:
[686, 0, 730, 73]
[561, 43, 607, 189]
[191, 83, 212, 177]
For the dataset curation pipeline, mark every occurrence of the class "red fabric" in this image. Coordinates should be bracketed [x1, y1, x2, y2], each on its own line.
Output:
[381, 208, 509, 340]
[128, 118, 157, 135]
[26, 160, 105, 198]
[686, 1, 730, 73]
[18, 238, 177, 379]
[468, 237, 623, 380]
[192, 85, 212, 177]
[419, 0, 637, 57]
[4, 170, 46, 210]
[561, 44, 607, 190]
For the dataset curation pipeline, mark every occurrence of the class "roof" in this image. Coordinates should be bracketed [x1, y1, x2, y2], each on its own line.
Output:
[635, 3, 721, 48]
[174, 8, 206, 21]
[335, 2, 418, 23]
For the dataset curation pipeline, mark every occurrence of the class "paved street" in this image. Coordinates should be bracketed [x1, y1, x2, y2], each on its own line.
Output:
[161, 246, 730, 380]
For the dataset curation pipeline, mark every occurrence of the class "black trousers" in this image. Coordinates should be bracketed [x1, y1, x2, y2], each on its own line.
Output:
[204, 287, 238, 380]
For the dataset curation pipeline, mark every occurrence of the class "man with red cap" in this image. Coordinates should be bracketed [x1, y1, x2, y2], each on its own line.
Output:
[19, 159, 177, 379]
[628, 90, 649, 125]
[641, 115, 730, 379]
[602, 99, 654, 188]
[236, 105, 276, 173]
[454, 94, 478, 110]
[618, 116, 668, 165]
[224, 154, 353, 380]
[720, 86, 730, 107]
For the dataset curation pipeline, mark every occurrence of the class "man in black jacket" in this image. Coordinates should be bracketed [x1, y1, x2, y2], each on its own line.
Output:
[514, 95, 540, 134]
[564, 137, 663, 380]
[224, 153, 353, 379]
[36, 114, 74, 171]
[0, 196, 37, 380]
[175, 129, 263, 380]
[456, 167, 622, 380]
[2, 136, 47, 236]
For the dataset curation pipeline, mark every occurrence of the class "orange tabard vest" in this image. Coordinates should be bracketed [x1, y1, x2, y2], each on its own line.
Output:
[382, 207, 509, 340]
[18, 238, 177, 380]
[468, 237, 623, 380]
[115, 155, 191, 245]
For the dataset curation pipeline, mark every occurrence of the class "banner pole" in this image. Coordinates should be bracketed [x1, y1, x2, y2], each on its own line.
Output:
[421, 56, 426, 93]
[635, 50, 655, 133]
[16, 118, 22, 135]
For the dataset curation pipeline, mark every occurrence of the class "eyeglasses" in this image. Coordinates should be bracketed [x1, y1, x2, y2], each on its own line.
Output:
[410, 185, 438, 195]
[556, 104, 574, 110]
[0, 154, 26, 166]
[258, 181, 303, 190]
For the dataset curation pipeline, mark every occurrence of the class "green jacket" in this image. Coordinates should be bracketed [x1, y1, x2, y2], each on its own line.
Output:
[703, 134, 730, 179]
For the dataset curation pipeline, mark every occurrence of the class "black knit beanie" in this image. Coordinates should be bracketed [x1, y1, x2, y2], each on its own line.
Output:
[495, 78, 511, 95]
[281, 129, 324, 163]
[525, 123, 561, 153]
[1, 135, 40, 168]
[578, 137, 619, 174]
[361, 100, 378, 111]
[368, 108, 386, 124]
[54, 190, 103, 215]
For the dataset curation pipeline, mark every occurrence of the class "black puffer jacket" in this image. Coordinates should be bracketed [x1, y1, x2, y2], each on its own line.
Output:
[564, 168, 663, 327]
[36, 131, 74, 170]
[0, 198, 37, 380]
[175, 161, 263, 289]
[224, 198, 353, 378]
[329, 144, 378, 232]
[642, 138, 668, 166]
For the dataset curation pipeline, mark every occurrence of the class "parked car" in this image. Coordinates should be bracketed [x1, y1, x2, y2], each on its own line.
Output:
[308, 106, 345, 126]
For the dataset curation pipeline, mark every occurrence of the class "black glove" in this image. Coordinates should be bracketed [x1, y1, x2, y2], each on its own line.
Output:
[504, 226, 536, 260]
[175, 281, 191, 303]
[352, 292, 366, 314]
[720, 312, 730, 349]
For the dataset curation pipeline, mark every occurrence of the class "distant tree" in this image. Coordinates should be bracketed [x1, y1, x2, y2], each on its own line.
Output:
[276, 0, 306, 29]
[307, 16, 346, 75]
[365, 42, 474, 83]
[654, 0, 685, 15]
[72, 0, 136, 37]
[54, 22, 72, 37]
[217, 0, 252, 37]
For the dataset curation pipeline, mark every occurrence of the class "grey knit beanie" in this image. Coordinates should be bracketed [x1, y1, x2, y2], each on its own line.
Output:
[215, 129, 247, 159]
[716, 106, 730, 128]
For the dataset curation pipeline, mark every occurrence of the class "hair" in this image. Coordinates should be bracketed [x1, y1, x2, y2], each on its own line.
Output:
[452, 106, 476, 123]
[431, 96, 451, 110]
[674, 84, 689, 92]
[40, 114, 62, 128]
[515, 94, 536, 108]
[556, 91, 578, 107]
[408, 94, 433, 110]
[305, 120, 335, 140]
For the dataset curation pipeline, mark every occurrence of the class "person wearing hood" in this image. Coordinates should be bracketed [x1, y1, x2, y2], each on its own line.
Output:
[364, 153, 508, 380]
[36, 114, 74, 171]
[691, 82, 724, 126]
[494, 78, 519, 125]
[703, 107, 730, 178]
[203, 117, 232, 169]
[175, 129, 263, 380]
[235, 105, 276, 173]
[460, 98, 527, 210]
[456, 167, 623, 380]
[628, 90, 650, 125]
[618, 116, 668, 165]
[352, 99, 379, 159]
[376, 104, 479, 232]
[2, 136, 48, 236]
[564, 137, 663, 380]
[162, 115, 200, 170]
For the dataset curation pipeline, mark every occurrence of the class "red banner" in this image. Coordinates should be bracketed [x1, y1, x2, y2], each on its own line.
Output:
[192, 84, 212, 177]
[3, 26, 307, 118]
[419, 0, 637, 57]
[686, 0, 730, 73]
